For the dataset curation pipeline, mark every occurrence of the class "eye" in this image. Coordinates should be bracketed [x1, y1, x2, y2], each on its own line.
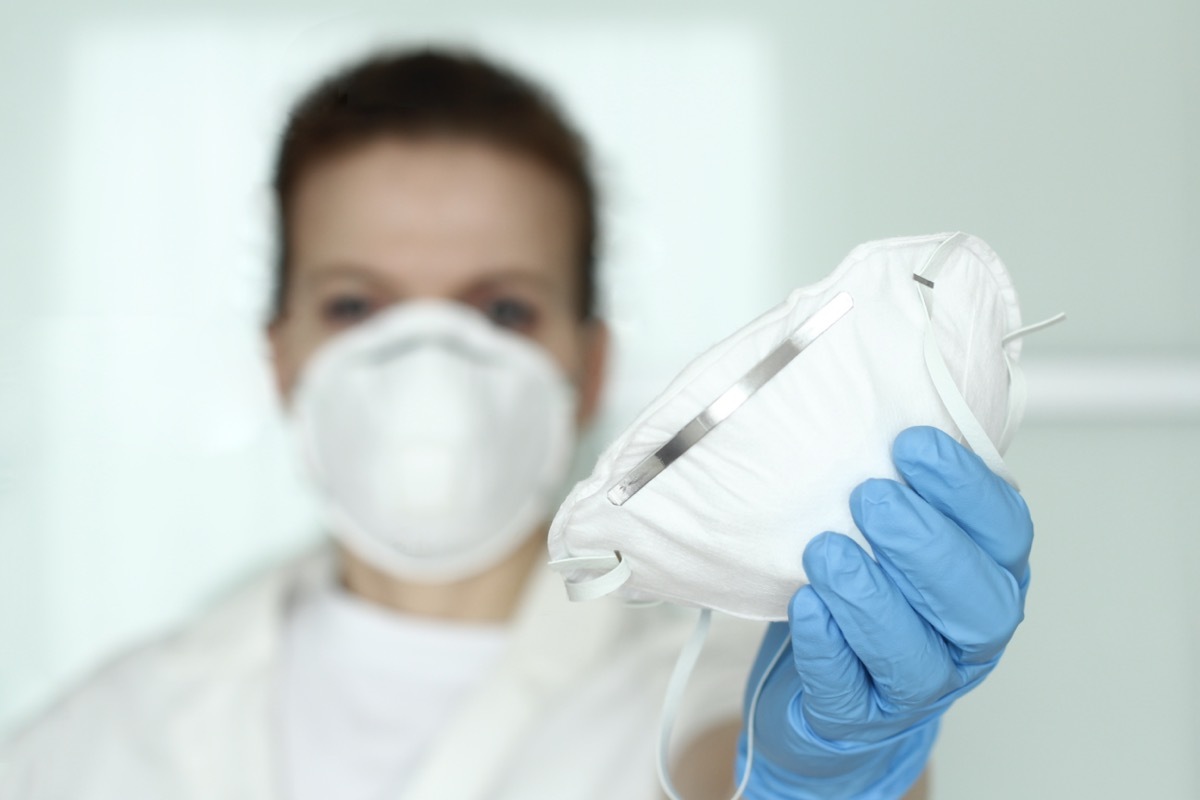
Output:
[322, 294, 375, 325]
[484, 297, 538, 332]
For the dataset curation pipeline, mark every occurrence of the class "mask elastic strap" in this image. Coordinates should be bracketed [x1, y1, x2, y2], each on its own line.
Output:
[913, 233, 1020, 488]
[657, 609, 791, 800]
[996, 312, 1067, 451]
[914, 236, 1068, 487]
[547, 552, 632, 601]
[1001, 312, 1069, 346]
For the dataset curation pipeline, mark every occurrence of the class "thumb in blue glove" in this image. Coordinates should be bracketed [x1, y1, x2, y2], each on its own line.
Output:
[737, 426, 1033, 799]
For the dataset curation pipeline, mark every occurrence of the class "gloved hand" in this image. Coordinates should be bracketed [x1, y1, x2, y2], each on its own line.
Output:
[736, 426, 1034, 799]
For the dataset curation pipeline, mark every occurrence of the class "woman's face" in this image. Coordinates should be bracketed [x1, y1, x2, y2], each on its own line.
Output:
[269, 136, 606, 424]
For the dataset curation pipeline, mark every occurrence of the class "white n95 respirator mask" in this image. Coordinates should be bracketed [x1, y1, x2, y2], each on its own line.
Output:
[292, 300, 578, 581]
[548, 232, 1061, 621]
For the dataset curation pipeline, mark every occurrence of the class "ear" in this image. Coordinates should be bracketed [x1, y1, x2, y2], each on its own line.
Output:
[575, 318, 609, 428]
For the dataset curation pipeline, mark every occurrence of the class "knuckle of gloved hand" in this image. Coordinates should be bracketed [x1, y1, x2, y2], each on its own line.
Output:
[878, 649, 955, 713]
[992, 573, 1026, 639]
[804, 531, 872, 594]
[859, 476, 905, 506]
[801, 700, 866, 744]
[788, 584, 829, 631]
[954, 604, 1022, 661]
[878, 675, 946, 715]
[1015, 495, 1036, 550]
[998, 482, 1034, 533]
[896, 425, 974, 489]
[1016, 565, 1032, 599]
[801, 530, 839, 573]
[853, 479, 919, 540]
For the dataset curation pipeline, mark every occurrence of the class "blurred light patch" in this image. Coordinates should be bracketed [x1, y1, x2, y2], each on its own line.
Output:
[1024, 356, 1200, 421]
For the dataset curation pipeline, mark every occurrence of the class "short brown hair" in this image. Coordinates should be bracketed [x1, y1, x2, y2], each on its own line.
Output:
[270, 48, 599, 320]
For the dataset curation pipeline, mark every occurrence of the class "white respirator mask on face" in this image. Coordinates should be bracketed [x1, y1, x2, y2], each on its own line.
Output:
[548, 232, 1064, 622]
[291, 300, 578, 582]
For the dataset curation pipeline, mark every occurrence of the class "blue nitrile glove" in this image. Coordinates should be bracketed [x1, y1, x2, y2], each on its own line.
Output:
[736, 426, 1034, 799]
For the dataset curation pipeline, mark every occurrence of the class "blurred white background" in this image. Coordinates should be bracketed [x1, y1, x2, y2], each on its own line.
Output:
[1, 3, 1197, 799]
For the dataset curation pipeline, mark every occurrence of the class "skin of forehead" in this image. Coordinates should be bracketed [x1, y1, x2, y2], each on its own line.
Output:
[288, 136, 582, 305]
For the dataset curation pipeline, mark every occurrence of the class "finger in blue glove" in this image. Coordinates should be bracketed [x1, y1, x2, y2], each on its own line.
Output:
[737, 426, 1034, 799]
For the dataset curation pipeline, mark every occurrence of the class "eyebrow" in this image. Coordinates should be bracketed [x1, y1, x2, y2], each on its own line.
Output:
[470, 270, 566, 298]
[299, 263, 384, 289]
[299, 262, 569, 298]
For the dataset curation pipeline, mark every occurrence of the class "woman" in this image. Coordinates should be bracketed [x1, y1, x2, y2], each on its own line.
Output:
[2, 48, 1033, 800]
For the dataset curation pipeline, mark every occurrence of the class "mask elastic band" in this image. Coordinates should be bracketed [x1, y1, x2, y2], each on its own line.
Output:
[913, 233, 1020, 488]
[997, 312, 1065, 451]
[1001, 312, 1067, 346]
[997, 347, 1027, 456]
[547, 552, 632, 601]
[656, 609, 791, 800]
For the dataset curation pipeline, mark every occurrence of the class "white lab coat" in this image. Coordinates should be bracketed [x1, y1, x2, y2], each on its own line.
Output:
[0, 546, 763, 799]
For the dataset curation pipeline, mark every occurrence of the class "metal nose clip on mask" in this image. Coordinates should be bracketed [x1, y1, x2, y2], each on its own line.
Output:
[548, 232, 1062, 622]
[292, 300, 578, 582]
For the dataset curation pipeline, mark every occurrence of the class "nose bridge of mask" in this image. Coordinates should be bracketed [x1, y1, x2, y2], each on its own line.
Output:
[546, 232, 1055, 623]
